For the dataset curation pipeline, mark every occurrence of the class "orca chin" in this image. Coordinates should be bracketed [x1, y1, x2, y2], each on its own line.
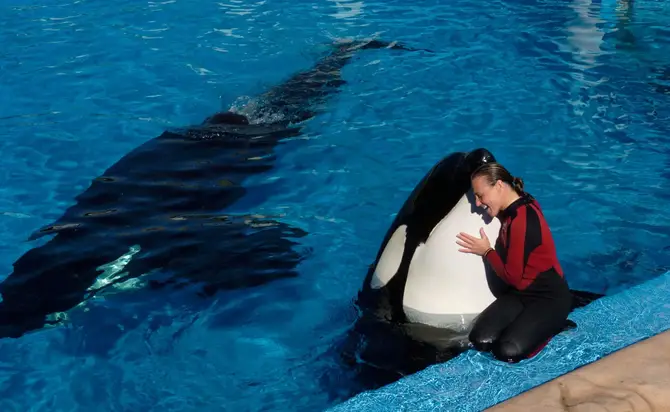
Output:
[340, 147, 605, 384]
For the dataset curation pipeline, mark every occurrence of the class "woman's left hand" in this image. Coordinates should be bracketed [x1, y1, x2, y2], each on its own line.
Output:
[456, 228, 491, 256]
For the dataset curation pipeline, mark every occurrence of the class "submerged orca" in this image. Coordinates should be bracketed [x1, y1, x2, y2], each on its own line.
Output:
[0, 38, 427, 339]
[333, 148, 605, 390]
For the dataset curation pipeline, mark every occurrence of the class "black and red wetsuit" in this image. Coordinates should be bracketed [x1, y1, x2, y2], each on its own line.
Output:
[469, 192, 573, 363]
[486, 193, 570, 298]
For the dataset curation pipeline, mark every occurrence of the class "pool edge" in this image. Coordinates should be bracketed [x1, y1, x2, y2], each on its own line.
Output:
[485, 329, 670, 410]
[328, 270, 670, 412]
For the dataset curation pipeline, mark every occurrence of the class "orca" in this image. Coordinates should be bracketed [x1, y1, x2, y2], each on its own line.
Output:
[0, 38, 427, 340]
[334, 148, 605, 390]
[356, 148, 504, 333]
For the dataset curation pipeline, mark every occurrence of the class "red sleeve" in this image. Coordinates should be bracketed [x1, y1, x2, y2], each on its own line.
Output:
[485, 206, 528, 288]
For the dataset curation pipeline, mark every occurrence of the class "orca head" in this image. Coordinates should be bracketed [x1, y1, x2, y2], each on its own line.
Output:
[405, 147, 496, 241]
[203, 111, 250, 126]
[360, 148, 500, 320]
[464, 147, 496, 175]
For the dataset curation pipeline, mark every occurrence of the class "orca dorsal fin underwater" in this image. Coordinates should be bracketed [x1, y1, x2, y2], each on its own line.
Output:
[203, 111, 251, 126]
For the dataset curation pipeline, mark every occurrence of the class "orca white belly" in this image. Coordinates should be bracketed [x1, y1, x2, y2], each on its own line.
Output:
[402, 191, 500, 330]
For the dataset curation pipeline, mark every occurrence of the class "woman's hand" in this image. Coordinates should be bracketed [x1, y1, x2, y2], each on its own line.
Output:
[456, 228, 492, 256]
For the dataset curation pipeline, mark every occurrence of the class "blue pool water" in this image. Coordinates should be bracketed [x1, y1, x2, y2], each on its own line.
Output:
[1, 0, 670, 410]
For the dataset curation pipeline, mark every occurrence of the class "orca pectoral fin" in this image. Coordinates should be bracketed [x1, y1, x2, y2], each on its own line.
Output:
[569, 289, 605, 311]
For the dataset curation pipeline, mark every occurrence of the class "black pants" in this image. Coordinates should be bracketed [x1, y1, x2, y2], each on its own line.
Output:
[469, 292, 572, 363]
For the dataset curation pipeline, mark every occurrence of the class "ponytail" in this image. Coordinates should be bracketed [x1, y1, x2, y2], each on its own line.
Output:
[511, 176, 524, 195]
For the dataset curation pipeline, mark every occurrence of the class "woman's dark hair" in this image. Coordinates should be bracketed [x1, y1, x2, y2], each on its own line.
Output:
[471, 162, 524, 195]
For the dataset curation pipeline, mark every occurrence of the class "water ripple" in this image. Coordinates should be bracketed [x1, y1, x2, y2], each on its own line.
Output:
[1, 0, 670, 411]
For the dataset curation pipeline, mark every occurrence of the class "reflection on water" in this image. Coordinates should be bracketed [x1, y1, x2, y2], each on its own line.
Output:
[328, 0, 365, 20]
[564, 0, 634, 71]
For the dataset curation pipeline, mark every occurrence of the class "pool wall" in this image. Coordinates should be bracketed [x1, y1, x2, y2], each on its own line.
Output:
[328, 269, 670, 412]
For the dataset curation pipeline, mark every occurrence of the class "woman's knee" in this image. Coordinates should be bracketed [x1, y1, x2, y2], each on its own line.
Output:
[492, 339, 526, 363]
[468, 295, 523, 351]
[468, 325, 496, 352]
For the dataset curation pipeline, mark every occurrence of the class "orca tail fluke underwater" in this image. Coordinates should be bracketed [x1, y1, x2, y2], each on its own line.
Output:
[245, 36, 431, 126]
[204, 37, 430, 128]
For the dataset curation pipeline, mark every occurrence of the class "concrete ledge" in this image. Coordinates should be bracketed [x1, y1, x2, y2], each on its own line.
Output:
[328, 270, 670, 412]
[487, 330, 670, 411]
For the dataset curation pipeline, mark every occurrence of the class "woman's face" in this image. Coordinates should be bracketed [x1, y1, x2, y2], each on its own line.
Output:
[472, 175, 503, 217]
